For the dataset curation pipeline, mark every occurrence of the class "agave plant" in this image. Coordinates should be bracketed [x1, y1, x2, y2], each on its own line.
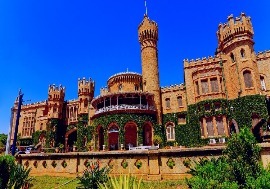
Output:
[99, 174, 142, 189]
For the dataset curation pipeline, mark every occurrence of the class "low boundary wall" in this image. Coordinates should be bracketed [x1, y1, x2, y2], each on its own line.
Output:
[17, 143, 270, 180]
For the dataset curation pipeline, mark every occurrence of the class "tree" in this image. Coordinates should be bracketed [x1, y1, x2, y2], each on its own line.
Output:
[0, 155, 32, 189]
[0, 133, 7, 147]
[185, 127, 270, 189]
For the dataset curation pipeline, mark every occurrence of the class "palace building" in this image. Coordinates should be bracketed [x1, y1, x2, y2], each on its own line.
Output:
[10, 13, 270, 151]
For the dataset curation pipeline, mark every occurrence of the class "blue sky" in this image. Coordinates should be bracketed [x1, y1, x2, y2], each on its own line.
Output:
[0, 1, 270, 134]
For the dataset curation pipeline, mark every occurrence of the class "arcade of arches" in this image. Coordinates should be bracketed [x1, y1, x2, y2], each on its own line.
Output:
[97, 122, 153, 150]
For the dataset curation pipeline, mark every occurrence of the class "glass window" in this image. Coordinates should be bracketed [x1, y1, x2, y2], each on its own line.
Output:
[206, 117, 214, 136]
[201, 79, 209, 94]
[118, 84, 123, 91]
[178, 114, 186, 124]
[243, 70, 253, 88]
[165, 98, 170, 109]
[210, 78, 219, 92]
[240, 49, 245, 58]
[230, 53, 235, 62]
[177, 96, 183, 107]
[166, 124, 175, 140]
[134, 84, 139, 91]
[216, 117, 224, 135]
[195, 81, 200, 95]
[260, 76, 266, 91]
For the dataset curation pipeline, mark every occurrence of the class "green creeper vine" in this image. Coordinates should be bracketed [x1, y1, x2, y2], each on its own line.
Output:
[92, 113, 156, 147]
[163, 95, 268, 147]
[45, 118, 65, 148]
[76, 114, 89, 152]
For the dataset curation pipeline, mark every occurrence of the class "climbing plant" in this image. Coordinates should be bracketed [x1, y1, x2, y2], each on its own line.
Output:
[32, 130, 46, 145]
[229, 95, 268, 129]
[162, 95, 268, 147]
[92, 113, 156, 147]
[45, 118, 65, 148]
[76, 114, 89, 151]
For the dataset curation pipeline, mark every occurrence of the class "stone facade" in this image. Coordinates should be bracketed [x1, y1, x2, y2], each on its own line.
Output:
[10, 13, 270, 150]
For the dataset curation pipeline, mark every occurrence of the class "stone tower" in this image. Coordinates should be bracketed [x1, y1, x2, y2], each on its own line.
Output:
[138, 14, 162, 124]
[216, 13, 261, 99]
[48, 84, 65, 119]
[78, 77, 95, 115]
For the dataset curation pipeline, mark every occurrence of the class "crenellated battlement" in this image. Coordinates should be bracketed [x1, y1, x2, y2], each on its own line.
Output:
[257, 50, 270, 60]
[78, 77, 95, 88]
[48, 84, 65, 101]
[138, 15, 158, 49]
[22, 100, 47, 109]
[184, 55, 223, 68]
[217, 13, 254, 51]
[48, 84, 65, 93]
[161, 83, 185, 93]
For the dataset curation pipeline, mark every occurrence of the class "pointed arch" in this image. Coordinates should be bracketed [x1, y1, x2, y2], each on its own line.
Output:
[108, 123, 119, 150]
[124, 121, 138, 149]
[97, 125, 105, 151]
[143, 121, 153, 146]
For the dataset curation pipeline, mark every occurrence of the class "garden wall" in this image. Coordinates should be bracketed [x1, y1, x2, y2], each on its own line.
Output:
[17, 143, 270, 181]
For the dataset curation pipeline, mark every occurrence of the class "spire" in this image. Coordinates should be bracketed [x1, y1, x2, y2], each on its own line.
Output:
[144, 0, 148, 16]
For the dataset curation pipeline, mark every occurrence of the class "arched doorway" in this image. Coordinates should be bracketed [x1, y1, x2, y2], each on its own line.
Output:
[124, 122, 137, 149]
[229, 119, 239, 136]
[143, 123, 152, 146]
[108, 124, 119, 150]
[65, 128, 77, 152]
[97, 126, 104, 151]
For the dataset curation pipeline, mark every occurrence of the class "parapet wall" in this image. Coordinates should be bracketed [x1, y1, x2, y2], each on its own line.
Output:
[257, 50, 270, 61]
[17, 143, 270, 180]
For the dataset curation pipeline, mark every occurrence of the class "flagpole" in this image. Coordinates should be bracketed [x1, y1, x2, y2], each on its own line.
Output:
[145, 0, 148, 16]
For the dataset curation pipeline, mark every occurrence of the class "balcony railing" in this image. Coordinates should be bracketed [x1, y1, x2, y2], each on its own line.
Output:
[95, 104, 156, 115]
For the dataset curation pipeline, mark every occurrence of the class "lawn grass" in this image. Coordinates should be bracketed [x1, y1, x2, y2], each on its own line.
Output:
[31, 175, 79, 189]
[30, 176, 188, 189]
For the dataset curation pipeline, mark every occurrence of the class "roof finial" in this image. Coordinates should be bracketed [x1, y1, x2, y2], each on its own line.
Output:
[145, 0, 148, 16]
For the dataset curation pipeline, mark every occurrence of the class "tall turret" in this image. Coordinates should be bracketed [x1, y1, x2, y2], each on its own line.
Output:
[216, 13, 260, 98]
[78, 77, 95, 115]
[138, 14, 162, 124]
[48, 84, 65, 119]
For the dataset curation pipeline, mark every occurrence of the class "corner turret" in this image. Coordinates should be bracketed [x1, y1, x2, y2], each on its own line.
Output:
[138, 15, 162, 124]
[78, 77, 95, 115]
[48, 84, 65, 119]
[216, 13, 254, 53]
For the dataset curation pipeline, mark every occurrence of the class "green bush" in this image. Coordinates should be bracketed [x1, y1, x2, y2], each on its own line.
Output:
[0, 155, 32, 189]
[78, 160, 110, 189]
[185, 127, 270, 189]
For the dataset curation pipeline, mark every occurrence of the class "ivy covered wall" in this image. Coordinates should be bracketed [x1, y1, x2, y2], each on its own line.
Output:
[45, 118, 66, 148]
[92, 113, 156, 147]
[163, 95, 268, 147]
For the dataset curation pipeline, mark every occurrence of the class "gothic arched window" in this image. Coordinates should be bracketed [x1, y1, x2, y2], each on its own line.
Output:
[243, 70, 253, 88]
[166, 123, 175, 140]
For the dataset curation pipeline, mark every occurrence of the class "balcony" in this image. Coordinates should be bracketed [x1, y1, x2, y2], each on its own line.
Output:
[91, 92, 156, 118]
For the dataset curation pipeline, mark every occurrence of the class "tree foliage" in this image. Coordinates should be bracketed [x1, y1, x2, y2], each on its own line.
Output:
[185, 127, 270, 189]
[0, 133, 7, 147]
[0, 155, 32, 189]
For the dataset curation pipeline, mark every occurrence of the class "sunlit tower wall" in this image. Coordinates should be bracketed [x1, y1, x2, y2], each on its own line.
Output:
[216, 13, 261, 99]
[78, 77, 95, 115]
[138, 15, 162, 124]
[48, 84, 65, 119]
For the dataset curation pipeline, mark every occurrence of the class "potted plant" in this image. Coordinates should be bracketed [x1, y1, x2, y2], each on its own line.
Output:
[58, 143, 64, 153]
[153, 135, 163, 148]
[86, 140, 94, 151]
[73, 141, 77, 152]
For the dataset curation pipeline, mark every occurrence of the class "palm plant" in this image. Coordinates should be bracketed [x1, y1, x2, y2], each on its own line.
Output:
[99, 174, 142, 189]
